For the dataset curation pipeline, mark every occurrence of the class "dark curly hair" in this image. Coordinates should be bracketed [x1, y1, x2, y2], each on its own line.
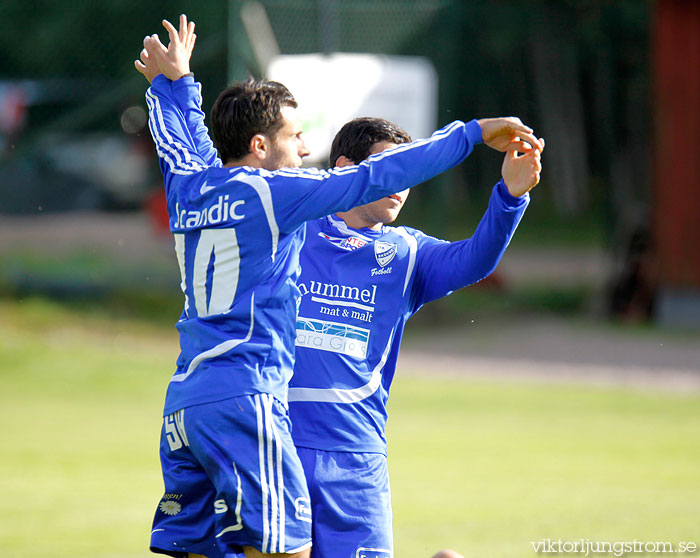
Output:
[329, 117, 412, 167]
[211, 78, 297, 163]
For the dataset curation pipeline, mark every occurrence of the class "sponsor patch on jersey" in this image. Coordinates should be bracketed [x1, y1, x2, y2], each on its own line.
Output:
[296, 317, 370, 358]
[356, 548, 392, 558]
[318, 232, 367, 251]
[374, 241, 397, 267]
[158, 499, 182, 516]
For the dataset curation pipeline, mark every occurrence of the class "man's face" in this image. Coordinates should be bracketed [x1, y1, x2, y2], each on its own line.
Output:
[264, 105, 310, 170]
[346, 140, 410, 229]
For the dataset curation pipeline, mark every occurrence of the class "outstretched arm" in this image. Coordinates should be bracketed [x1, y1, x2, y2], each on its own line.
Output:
[270, 121, 543, 234]
[270, 119, 485, 232]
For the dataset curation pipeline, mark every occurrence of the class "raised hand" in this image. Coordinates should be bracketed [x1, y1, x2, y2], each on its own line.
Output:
[501, 138, 544, 197]
[146, 14, 197, 82]
[478, 117, 544, 153]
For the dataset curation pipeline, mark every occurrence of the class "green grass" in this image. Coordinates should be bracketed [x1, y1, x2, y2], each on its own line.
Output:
[388, 378, 700, 557]
[0, 298, 173, 557]
[1, 298, 698, 558]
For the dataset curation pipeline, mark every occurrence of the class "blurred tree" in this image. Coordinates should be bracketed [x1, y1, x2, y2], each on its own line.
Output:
[0, 2, 233, 139]
[0, 1, 229, 79]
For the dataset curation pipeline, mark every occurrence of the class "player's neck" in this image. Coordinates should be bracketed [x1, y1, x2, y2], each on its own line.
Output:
[334, 210, 382, 231]
[224, 154, 262, 169]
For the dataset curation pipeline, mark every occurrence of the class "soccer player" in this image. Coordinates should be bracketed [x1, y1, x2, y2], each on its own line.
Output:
[135, 14, 543, 558]
[288, 117, 541, 557]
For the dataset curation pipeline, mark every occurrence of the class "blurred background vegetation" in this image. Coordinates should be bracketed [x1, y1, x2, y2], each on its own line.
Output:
[0, 0, 697, 329]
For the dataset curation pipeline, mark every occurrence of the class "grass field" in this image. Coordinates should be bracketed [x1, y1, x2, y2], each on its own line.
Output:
[1, 298, 698, 558]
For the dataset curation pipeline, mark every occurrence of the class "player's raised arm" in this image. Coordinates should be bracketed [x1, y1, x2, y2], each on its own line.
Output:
[408, 138, 544, 307]
[268, 117, 545, 234]
[149, 15, 221, 167]
[137, 15, 219, 188]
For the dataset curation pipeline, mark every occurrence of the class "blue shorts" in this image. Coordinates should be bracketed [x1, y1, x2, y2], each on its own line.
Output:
[296, 447, 393, 558]
[150, 394, 312, 557]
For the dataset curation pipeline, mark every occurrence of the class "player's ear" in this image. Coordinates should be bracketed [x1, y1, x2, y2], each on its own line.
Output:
[249, 134, 268, 161]
[335, 155, 355, 168]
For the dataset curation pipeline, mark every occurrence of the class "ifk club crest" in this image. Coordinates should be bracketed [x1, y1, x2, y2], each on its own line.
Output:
[374, 241, 397, 267]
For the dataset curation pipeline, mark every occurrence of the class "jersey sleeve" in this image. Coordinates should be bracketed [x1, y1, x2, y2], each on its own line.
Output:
[408, 179, 529, 311]
[145, 75, 209, 194]
[267, 119, 484, 233]
[170, 76, 222, 167]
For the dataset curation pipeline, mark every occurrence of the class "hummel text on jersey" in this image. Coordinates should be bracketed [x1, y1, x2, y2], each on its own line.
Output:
[298, 280, 377, 307]
[350, 310, 373, 323]
[172, 195, 246, 229]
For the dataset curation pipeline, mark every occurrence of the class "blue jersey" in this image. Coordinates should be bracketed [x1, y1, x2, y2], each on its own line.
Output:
[287, 181, 528, 454]
[145, 75, 485, 415]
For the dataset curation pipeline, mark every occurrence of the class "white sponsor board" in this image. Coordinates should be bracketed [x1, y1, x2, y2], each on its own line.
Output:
[268, 53, 438, 164]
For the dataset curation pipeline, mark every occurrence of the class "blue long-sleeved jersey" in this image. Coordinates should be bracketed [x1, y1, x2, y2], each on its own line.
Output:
[145, 75, 485, 415]
[287, 181, 528, 454]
